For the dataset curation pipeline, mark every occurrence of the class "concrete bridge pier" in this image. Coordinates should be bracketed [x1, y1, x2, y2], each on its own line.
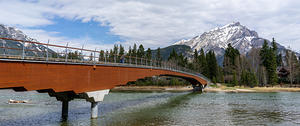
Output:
[192, 84, 204, 92]
[91, 102, 99, 119]
[81, 89, 110, 119]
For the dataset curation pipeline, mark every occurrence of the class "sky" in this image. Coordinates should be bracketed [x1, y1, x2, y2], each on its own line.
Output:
[0, 0, 300, 52]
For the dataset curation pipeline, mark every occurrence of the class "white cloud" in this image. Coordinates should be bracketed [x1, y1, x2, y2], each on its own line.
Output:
[21, 28, 115, 52]
[1, 0, 300, 51]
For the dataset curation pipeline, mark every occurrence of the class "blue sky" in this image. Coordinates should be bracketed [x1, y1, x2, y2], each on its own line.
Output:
[0, 0, 300, 51]
[34, 17, 122, 44]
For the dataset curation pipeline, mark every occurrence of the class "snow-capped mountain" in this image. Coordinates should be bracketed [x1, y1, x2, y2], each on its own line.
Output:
[174, 22, 286, 57]
[0, 24, 55, 56]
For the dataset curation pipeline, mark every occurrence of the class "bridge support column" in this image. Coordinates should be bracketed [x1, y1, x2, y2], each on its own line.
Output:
[91, 102, 99, 119]
[80, 89, 110, 119]
[192, 84, 203, 92]
[61, 100, 69, 120]
[48, 91, 75, 121]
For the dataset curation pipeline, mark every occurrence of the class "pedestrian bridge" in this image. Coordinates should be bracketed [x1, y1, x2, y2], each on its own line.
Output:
[0, 37, 209, 119]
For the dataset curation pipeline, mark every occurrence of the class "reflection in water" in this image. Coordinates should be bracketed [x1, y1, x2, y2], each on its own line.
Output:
[226, 93, 300, 125]
[98, 92, 198, 126]
[1, 90, 300, 126]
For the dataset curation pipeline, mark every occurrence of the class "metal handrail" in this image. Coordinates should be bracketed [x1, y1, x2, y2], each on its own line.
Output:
[0, 37, 210, 82]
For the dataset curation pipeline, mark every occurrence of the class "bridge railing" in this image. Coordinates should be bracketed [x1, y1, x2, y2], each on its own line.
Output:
[0, 37, 209, 81]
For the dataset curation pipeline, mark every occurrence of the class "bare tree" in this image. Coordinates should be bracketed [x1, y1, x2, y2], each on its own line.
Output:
[285, 49, 299, 87]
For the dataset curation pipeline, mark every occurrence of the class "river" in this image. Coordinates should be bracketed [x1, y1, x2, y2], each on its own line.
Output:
[0, 90, 300, 126]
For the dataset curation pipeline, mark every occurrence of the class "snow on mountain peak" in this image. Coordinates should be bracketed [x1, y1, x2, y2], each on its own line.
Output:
[0, 24, 37, 42]
[0, 24, 55, 56]
[174, 22, 265, 56]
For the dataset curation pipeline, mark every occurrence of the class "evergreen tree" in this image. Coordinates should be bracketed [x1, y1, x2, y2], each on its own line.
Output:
[109, 49, 114, 62]
[217, 66, 224, 83]
[137, 44, 145, 58]
[271, 38, 278, 52]
[128, 46, 132, 57]
[177, 53, 187, 67]
[146, 48, 152, 64]
[113, 44, 118, 62]
[119, 44, 124, 56]
[240, 70, 247, 86]
[260, 39, 278, 86]
[193, 49, 198, 63]
[168, 48, 178, 61]
[249, 72, 258, 88]
[137, 44, 145, 64]
[156, 47, 162, 66]
[199, 48, 208, 76]
[225, 43, 240, 66]
[223, 43, 240, 83]
[68, 51, 81, 60]
[132, 44, 137, 56]
[260, 40, 269, 67]
[99, 50, 104, 61]
[232, 70, 238, 86]
[113, 44, 118, 55]
[269, 39, 278, 86]
[118, 44, 125, 63]
[206, 50, 218, 80]
[277, 53, 283, 67]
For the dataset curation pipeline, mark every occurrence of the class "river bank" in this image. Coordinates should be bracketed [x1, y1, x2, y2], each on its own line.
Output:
[112, 85, 300, 93]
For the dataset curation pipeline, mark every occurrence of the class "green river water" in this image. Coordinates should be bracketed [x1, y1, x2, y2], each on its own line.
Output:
[1, 90, 300, 126]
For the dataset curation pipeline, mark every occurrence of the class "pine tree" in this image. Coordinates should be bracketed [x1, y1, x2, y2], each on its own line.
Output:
[177, 53, 186, 67]
[232, 70, 238, 86]
[68, 51, 81, 60]
[199, 48, 208, 76]
[240, 70, 247, 86]
[99, 50, 104, 61]
[260, 40, 269, 67]
[276, 53, 283, 67]
[217, 66, 224, 83]
[260, 39, 278, 86]
[146, 48, 152, 64]
[113, 44, 119, 62]
[132, 44, 137, 56]
[192, 49, 199, 71]
[156, 47, 162, 66]
[168, 48, 178, 61]
[225, 43, 240, 66]
[206, 50, 218, 80]
[193, 49, 198, 63]
[119, 44, 124, 56]
[269, 39, 278, 86]
[223, 43, 240, 83]
[109, 49, 114, 62]
[137, 44, 145, 64]
[137, 44, 145, 58]
[249, 72, 258, 88]
[272, 38, 278, 52]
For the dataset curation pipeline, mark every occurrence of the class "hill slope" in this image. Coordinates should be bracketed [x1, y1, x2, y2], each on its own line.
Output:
[0, 24, 55, 57]
[174, 22, 291, 64]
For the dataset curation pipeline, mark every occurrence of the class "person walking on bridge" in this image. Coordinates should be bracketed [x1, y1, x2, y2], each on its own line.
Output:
[120, 54, 125, 63]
